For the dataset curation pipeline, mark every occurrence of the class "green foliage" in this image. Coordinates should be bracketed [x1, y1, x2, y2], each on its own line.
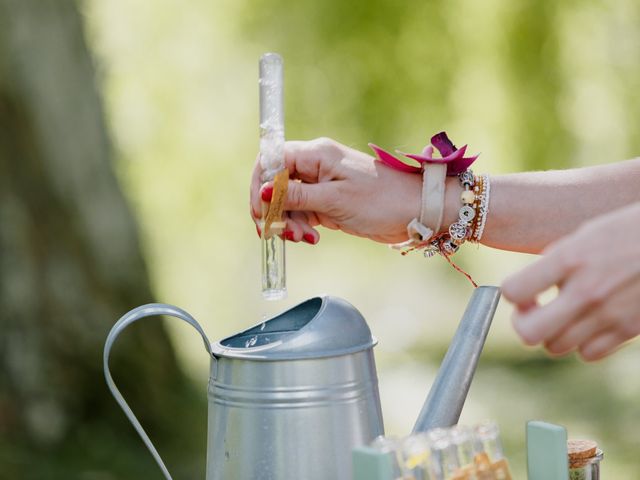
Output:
[239, 0, 457, 148]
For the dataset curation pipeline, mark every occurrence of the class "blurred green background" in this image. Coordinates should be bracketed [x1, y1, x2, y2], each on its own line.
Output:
[1, 0, 640, 478]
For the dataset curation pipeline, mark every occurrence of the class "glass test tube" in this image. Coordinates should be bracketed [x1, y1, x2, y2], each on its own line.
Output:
[474, 421, 504, 462]
[449, 426, 476, 469]
[401, 433, 438, 480]
[259, 53, 287, 300]
[474, 421, 512, 480]
[431, 435, 462, 479]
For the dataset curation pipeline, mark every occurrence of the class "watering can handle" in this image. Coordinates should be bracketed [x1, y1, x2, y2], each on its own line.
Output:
[103, 303, 213, 480]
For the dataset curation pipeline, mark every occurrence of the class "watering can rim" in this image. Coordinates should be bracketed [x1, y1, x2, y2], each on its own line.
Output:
[210, 294, 378, 361]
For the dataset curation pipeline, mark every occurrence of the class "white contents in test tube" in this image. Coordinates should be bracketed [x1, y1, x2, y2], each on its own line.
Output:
[259, 53, 287, 300]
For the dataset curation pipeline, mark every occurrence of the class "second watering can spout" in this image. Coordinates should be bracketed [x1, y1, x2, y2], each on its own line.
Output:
[413, 286, 501, 433]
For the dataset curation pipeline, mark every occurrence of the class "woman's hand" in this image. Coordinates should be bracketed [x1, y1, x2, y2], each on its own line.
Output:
[250, 138, 424, 244]
[502, 202, 640, 361]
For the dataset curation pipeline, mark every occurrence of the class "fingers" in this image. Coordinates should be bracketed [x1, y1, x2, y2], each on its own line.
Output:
[261, 180, 334, 213]
[511, 270, 600, 346]
[578, 330, 626, 362]
[504, 205, 640, 362]
[283, 216, 304, 242]
[544, 285, 640, 358]
[250, 138, 344, 240]
[502, 242, 576, 306]
[511, 294, 582, 346]
[251, 139, 339, 208]
[283, 138, 340, 183]
[254, 138, 338, 217]
[544, 314, 604, 356]
[290, 211, 320, 244]
[504, 241, 586, 346]
[252, 212, 320, 244]
[250, 153, 264, 222]
[251, 154, 332, 243]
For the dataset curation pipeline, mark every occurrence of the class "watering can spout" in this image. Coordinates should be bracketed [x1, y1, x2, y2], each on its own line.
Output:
[412, 286, 501, 433]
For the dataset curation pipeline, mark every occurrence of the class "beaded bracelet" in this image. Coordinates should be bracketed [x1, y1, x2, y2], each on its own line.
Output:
[418, 170, 492, 253]
[428, 169, 474, 257]
[449, 170, 476, 245]
[472, 173, 490, 242]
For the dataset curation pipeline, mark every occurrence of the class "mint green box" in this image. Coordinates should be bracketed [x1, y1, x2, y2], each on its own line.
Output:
[527, 420, 569, 480]
[352, 446, 394, 480]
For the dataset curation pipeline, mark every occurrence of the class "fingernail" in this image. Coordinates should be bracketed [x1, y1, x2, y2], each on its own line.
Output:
[256, 225, 261, 237]
[303, 233, 317, 245]
[261, 185, 274, 202]
[284, 230, 295, 241]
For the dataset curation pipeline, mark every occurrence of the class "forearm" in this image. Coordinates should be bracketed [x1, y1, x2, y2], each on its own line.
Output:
[443, 158, 640, 254]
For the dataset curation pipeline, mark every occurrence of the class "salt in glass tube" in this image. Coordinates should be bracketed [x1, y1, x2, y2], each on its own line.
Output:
[259, 53, 287, 300]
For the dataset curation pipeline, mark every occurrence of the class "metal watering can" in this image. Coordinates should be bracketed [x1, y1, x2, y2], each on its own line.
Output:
[104, 286, 500, 480]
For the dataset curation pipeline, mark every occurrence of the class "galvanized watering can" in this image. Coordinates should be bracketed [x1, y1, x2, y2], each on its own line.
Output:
[104, 287, 500, 480]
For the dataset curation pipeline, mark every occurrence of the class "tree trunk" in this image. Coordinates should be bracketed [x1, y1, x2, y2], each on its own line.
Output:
[0, 1, 204, 477]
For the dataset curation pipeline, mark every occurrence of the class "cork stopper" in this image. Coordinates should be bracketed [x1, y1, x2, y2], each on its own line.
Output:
[567, 440, 598, 468]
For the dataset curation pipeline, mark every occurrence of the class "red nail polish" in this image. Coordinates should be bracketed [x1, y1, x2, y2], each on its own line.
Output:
[256, 225, 262, 237]
[284, 230, 295, 241]
[261, 185, 274, 202]
[303, 233, 317, 245]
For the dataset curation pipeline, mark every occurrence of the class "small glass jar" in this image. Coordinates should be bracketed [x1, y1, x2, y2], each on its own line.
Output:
[569, 450, 603, 480]
[568, 440, 603, 480]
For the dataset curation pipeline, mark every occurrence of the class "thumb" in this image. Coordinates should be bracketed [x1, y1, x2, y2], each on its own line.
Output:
[261, 180, 332, 212]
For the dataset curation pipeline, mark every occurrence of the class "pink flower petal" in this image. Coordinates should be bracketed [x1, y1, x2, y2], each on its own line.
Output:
[440, 144, 467, 162]
[402, 153, 435, 163]
[369, 133, 479, 177]
[399, 145, 466, 163]
[369, 143, 422, 173]
[431, 131, 456, 157]
[447, 155, 479, 176]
